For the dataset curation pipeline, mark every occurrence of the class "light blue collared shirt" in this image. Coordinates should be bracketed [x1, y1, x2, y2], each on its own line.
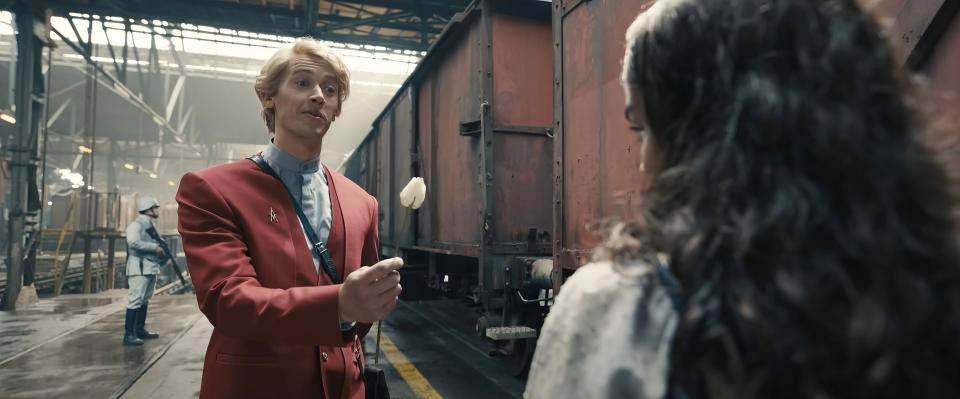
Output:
[261, 142, 332, 248]
[261, 142, 354, 330]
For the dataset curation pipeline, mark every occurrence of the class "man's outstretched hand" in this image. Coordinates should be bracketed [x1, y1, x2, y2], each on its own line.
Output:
[338, 257, 403, 323]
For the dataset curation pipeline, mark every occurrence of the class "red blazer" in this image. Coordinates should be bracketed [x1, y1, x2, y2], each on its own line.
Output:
[176, 159, 378, 399]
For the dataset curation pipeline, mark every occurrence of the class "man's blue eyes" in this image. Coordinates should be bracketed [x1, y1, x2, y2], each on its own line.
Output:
[295, 80, 337, 93]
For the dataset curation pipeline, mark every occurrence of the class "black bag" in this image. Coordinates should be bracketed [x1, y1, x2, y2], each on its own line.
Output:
[364, 366, 390, 399]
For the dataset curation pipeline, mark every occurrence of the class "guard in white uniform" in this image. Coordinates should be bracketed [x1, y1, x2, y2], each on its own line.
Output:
[123, 196, 167, 346]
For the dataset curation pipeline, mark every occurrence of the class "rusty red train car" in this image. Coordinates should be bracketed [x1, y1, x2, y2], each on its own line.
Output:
[551, 0, 652, 289]
[343, 0, 553, 372]
[344, 0, 960, 373]
[550, 0, 960, 288]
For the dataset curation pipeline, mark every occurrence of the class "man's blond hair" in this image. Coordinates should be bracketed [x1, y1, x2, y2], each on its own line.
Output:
[254, 38, 351, 133]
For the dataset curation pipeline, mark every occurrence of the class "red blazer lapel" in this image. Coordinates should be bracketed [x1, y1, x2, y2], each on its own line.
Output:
[324, 165, 347, 284]
[251, 160, 349, 287]
[246, 158, 319, 287]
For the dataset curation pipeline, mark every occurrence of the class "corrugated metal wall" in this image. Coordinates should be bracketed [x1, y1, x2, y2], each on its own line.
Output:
[553, 0, 651, 272]
[491, 13, 554, 246]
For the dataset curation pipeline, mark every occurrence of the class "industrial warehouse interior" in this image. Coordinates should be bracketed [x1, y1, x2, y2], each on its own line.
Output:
[2, 0, 959, 398]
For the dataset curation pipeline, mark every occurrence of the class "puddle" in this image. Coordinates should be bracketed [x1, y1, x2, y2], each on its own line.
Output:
[52, 298, 120, 313]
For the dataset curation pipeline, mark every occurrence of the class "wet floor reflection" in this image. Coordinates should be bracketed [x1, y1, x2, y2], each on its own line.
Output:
[0, 294, 198, 399]
[51, 297, 121, 313]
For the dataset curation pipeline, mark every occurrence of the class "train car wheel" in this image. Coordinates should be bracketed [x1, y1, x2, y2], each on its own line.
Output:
[502, 299, 540, 377]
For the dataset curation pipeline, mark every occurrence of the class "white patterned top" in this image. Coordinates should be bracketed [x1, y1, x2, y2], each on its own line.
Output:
[525, 260, 678, 399]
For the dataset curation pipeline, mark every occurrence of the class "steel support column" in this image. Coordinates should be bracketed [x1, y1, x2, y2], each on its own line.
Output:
[106, 236, 116, 289]
[305, 0, 319, 35]
[82, 233, 92, 293]
[107, 140, 118, 225]
[79, 36, 98, 295]
[3, 5, 49, 311]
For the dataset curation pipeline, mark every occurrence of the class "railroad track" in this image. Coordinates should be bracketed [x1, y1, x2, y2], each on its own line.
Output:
[0, 263, 126, 297]
[1, 265, 192, 298]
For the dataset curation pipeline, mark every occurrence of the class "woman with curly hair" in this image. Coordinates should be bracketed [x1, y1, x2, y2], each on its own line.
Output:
[525, 0, 960, 398]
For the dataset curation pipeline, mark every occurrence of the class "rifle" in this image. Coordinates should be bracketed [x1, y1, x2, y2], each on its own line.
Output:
[145, 226, 191, 289]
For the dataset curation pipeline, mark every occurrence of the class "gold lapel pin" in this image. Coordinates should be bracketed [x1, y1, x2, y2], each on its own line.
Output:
[269, 207, 278, 223]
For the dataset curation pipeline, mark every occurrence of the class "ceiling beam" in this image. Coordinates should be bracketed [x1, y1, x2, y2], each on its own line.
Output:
[309, 30, 424, 51]
[44, 0, 307, 39]
[305, 0, 319, 33]
[315, 12, 443, 34]
[39, 0, 463, 51]
[320, 10, 412, 32]
[332, 0, 471, 13]
[50, 25, 200, 151]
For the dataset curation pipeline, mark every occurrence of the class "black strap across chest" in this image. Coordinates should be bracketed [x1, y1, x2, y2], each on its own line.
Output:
[248, 155, 341, 284]
[649, 254, 683, 313]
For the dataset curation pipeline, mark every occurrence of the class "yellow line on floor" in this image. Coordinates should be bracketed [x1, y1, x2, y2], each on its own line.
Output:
[378, 329, 443, 399]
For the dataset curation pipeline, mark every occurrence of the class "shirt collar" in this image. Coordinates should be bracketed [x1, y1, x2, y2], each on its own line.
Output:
[263, 141, 322, 175]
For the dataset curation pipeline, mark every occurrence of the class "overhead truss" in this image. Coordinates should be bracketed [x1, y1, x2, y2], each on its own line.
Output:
[32, 0, 475, 52]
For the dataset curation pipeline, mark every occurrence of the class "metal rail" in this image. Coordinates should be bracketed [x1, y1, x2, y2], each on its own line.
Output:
[0, 262, 126, 297]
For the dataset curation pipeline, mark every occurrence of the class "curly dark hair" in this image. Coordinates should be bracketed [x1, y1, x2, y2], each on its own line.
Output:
[612, 0, 960, 397]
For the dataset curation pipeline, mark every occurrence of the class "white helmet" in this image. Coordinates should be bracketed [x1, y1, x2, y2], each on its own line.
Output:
[137, 196, 160, 212]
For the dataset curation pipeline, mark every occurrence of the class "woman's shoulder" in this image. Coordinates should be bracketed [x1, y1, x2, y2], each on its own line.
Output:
[525, 258, 676, 399]
[560, 259, 657, 296]
[545, 259, 666, 333]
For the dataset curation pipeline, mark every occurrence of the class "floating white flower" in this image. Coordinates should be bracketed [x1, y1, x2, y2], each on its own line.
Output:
[399, 177, 426, 210]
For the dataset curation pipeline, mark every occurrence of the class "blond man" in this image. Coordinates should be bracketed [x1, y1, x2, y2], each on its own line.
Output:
[177, 38, 402, 398]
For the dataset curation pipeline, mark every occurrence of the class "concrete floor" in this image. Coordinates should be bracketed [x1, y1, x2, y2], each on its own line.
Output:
[119, 315, 208, 399]
[0, 291, 199, 398]
[0, 292, 526, 399]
